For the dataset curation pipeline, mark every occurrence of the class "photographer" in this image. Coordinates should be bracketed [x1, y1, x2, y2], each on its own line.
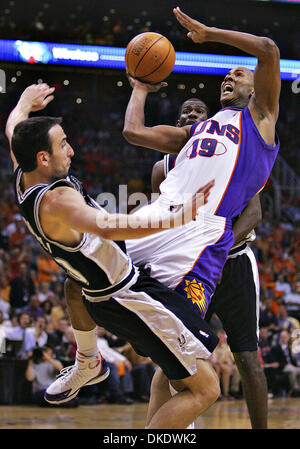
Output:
[25, 346, 63, 406]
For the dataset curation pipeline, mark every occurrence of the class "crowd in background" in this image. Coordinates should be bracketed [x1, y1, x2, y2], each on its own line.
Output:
[0, 74, 299, 406]
[0, 0, 300, 399]
[0, 0, 299, 61]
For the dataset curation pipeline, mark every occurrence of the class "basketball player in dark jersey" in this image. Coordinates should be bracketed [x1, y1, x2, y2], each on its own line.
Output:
[151, 98, 267, 429]
[6, 83, 219, 429]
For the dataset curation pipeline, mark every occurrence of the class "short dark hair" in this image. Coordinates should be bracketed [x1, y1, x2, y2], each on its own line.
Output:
[179, 98, 209, 119]
[11, 116, 63, 172]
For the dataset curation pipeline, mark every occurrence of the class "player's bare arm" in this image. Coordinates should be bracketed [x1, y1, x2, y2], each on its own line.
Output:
[151, 159, 165, 193]
[40, 181, 214, 243]
[123, 75, 191, 154]
[232, 194, 262, 246]
[173, 7, 280, 145]
[5, 84, 55, 171]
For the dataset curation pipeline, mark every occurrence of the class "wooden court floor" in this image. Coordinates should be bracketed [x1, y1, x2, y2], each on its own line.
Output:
[1, 397, 300, 429]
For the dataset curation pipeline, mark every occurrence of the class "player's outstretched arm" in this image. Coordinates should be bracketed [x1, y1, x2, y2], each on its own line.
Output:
[232, 194, 262, 246]
[173, 7, 280, 144]
[43, 181, 214, 241]
[5, 84, 55, 171]
[123, 75, 191, 154]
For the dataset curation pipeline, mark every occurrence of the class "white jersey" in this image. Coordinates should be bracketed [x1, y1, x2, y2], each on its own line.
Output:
[159, 106, 279, 219]
[126, 106, 279, 311]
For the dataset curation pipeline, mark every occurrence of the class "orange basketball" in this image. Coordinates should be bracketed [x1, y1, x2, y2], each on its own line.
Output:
[125, 32, 175, 84]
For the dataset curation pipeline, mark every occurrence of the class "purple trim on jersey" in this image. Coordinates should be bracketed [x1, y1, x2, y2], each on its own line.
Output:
[216, 106, 280, 218]
[174, 225, 234, 319]
[190, 108, 244, 138]
[190, 121, 200, 137]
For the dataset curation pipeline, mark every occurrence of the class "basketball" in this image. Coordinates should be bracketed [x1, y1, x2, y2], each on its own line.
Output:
[125, 32, 175, 84]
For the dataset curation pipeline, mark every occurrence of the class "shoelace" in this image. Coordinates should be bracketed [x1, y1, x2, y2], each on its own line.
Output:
[56, 365, 77, 381]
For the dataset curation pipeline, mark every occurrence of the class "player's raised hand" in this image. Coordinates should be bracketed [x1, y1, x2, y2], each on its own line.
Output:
[173, 7, 209, 44]
[126, 71, 167, 93]
[19, 83, 55, 112]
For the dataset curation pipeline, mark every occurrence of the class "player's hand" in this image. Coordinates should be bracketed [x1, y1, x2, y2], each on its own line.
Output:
[173, 7, 209, 44]
[126, 72, 167, 92]
[19, 83, 55, 112]
[172, 179, 215, 226]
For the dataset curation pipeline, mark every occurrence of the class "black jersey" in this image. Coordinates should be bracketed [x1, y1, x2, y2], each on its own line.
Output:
[13, 167, 138, 301]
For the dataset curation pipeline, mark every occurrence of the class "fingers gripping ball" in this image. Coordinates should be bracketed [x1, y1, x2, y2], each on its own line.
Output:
[125, 32, 175, 84]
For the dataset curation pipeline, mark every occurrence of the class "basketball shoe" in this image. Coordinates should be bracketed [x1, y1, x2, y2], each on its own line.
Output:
[44, 351, 110, 404]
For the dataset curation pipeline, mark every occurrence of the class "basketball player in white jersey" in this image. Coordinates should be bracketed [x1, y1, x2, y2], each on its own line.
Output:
[6, 83, 221, 429]
[151, 98, 267, 428]
[121, 7, 280, 428]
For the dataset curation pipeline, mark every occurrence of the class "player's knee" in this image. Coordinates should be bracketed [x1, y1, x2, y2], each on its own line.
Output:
[234, 351, 262, 376]
[64, 278, 82, 304]
[193, 371, 220, 409]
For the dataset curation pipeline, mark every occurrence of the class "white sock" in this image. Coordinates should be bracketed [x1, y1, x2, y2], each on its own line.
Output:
[169, 383, 195, 430]
[72, 327, 98, 357]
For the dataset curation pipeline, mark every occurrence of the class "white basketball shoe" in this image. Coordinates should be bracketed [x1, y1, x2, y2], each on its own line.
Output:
[44, 351, 110, 404]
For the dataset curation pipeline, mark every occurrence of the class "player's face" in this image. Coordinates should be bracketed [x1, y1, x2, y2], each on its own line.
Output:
[177, 100, 208, 127]
[220, 67, 254, 108]
[47, 125, 74, 180]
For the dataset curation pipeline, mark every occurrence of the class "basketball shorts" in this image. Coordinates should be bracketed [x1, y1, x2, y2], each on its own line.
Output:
[205, 244, 260, 353]
[126, 211, 234, 320]
[83, 268, 219, 380]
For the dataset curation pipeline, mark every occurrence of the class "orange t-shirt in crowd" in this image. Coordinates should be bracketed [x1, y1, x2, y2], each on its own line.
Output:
[37, 256, 60, 283]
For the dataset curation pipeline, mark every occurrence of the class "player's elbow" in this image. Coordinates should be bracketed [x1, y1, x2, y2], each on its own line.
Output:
[259, 37, 280, 61]
[122, 127, 141, 145]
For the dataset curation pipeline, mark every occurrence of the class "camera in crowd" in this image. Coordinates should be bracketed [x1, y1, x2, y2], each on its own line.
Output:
[32, 346, 48, 364]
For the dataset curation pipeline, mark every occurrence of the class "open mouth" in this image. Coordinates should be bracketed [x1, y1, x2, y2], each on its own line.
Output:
[223, 83, 234, 94]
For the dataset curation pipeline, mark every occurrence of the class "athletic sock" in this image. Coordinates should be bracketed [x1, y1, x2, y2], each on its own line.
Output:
[72, 326, 99, 358]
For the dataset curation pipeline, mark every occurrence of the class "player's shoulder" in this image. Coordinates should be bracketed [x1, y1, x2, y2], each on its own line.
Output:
[41, 184, 83, 217]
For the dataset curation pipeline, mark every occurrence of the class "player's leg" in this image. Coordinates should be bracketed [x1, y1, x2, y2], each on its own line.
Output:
[83, 272, 220, 429]
[233, 350, 268, 427]
[208, 247, 268, 428]
[146, 359, 220, 429]
[146, 367, 171, 426]
[44, 278, 110, 404]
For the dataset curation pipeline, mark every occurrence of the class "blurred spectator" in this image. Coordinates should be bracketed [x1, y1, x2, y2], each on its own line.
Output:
[259, 298, 279, 334]
[123, 343, 156, 402]
[4, 311, 31, 341]
[259, 327, 280, 396]
[270, 330, 300, 396]
[0, 273, 11, 303]
[211, 330, 235, 400]
[285, 283, 300, 312]
[50, 296, 67, 329]
[55, 326, 77, 366]
[37, 282, 53, 304]
[25, 346, 65, 407]
[22, 294, 44, 321]
[96, 327, 133, 396]
[0, 310, 11, 332]
[9, 219, 27, 249]
[9, 262, 35, 312]
[23, 315, 48, 354]
[37, 252, 60, 284]
[41, 299, 53, 323]
[47, 317, 68, 349]
[277, 304, 294, 335]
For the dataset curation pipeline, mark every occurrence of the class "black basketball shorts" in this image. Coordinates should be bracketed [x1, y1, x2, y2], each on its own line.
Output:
[205, 245, 260, 353]
[83, 268, 219, 380]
